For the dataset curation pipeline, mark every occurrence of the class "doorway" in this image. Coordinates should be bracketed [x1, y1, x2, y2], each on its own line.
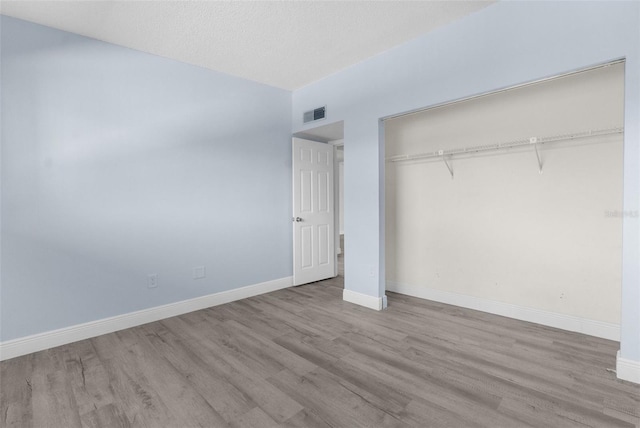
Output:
[292, 121, 345, 286]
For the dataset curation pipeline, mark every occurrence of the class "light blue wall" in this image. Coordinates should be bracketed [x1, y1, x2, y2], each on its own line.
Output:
[292, 1, 640, 361]
[0, 16, 292, 341]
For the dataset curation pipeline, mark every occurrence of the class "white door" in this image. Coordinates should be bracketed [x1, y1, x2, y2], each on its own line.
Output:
[293, 138, 335, 285]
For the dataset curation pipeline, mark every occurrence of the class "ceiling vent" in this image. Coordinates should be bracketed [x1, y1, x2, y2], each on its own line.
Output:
[303, 106, 326, 123]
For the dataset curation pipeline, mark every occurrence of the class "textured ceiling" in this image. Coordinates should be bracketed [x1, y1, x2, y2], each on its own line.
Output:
[0, 1, 494, 90]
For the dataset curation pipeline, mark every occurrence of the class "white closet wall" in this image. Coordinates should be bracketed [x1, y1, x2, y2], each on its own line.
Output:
[385, 63, 624, 326]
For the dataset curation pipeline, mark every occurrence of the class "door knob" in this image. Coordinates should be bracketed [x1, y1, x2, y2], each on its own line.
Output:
[293, 217, 303, 222]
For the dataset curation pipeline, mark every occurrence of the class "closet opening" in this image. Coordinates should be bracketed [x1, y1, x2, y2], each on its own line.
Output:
[384, 60, 625, 340]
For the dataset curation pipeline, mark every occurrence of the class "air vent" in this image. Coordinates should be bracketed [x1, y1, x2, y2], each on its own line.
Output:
[303, 106, 326, 123]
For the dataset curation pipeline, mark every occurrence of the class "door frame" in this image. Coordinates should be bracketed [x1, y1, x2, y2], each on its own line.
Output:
[292, 120, 345, 282]
[329, 139, 344, 277]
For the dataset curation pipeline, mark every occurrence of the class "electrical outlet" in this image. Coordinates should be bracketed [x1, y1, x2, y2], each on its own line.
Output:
[193, 266, 206, 280]
[147, 274, 158, 288]
[369, 265, 376, 277]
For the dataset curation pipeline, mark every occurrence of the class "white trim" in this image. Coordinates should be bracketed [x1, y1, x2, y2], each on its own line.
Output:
[343, 289, 387, 311]
[0, 276, 293, 361]
[386, 281, 620, 341]
[616, 351, 640, 384]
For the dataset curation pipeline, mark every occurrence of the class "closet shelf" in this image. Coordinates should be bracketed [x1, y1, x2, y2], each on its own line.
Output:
[386, 127, 623, 163]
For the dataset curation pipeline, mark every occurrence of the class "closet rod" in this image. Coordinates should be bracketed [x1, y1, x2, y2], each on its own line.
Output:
[386, 127, 623, 163]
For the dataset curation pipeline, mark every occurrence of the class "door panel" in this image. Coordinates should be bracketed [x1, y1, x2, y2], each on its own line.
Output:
[293, 138, 335, 285]
[318, 171, 329, 212]
[301, 226, 313, 268]
[318, 224, 330, 265]
[300, 170, 313, 213]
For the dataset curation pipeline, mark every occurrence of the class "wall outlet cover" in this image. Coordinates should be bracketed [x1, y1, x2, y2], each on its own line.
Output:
[193, 266, 206, 280]
[147, 274, 158, 288]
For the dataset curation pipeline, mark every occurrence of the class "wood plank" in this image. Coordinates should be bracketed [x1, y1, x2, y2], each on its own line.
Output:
[91, 334, 183, 427]
[0, 354, 34, 427]
[281, 409, 332, 428]
[31, 370, 83, 428]
[159, 316, 305, 423]
[138, 322, 256, 423]
[119, 341, 229, 427]
[61, 340, 114, 416]
[267, 368, 407, 428]
[80, 403, 132, 428]
[229, 407, 279, 428]
[222, 320, 317, 376]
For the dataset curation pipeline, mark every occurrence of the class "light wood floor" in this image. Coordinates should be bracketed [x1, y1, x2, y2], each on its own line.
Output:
[2, 253, 639, 427]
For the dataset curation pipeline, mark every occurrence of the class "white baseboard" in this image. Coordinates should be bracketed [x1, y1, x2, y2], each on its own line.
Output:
[343, 289, 387, 311]
[386, 281, 620, 341]
[0, 276, 293, 361]
[617, 351, 640, 384]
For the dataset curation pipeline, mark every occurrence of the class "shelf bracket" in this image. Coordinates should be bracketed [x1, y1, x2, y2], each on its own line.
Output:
[439, 150, 454, 179]
[530, 137, 543, 174]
